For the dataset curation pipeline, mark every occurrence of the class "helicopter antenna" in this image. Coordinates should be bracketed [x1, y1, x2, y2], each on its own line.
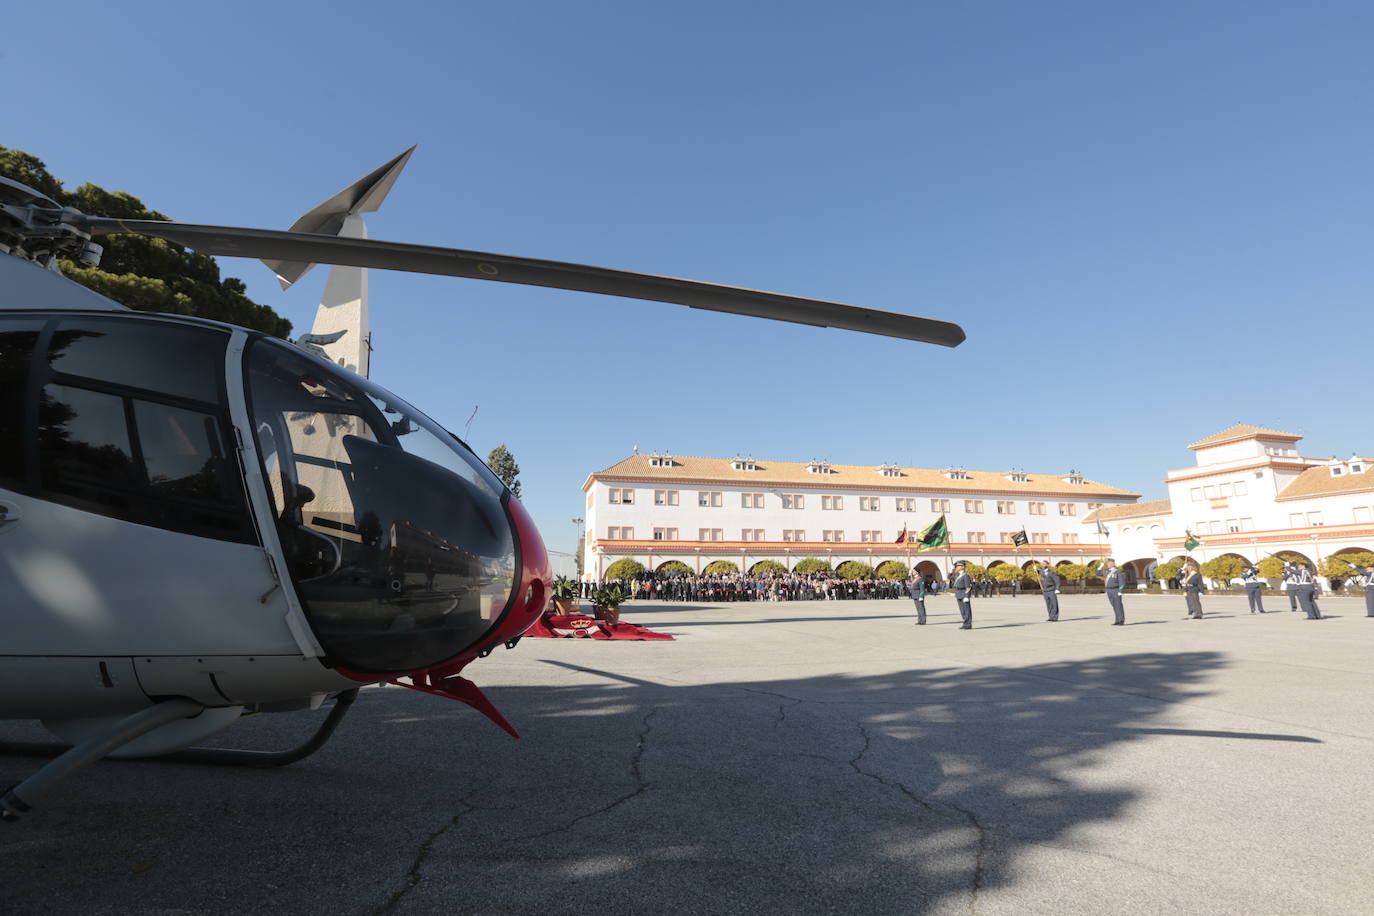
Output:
[464, 404, 479, 439]
[265, 146, 416, 379]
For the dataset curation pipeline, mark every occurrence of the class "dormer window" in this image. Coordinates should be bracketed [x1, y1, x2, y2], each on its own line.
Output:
[807, 462, 835, 475]
[944, 468, 970, 480]
[1004, 471, 1029, 483]
[1331, 466, 1345, 477]
[731, 456, 758, 471]
[877, 464, 902, 478]
[648, 454, 676, 468]
[1353, 463, 1365, 474]
[1062, 471, 1085, 485]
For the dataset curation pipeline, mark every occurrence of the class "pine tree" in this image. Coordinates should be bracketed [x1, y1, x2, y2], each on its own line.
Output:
[486, 444, 522, 497]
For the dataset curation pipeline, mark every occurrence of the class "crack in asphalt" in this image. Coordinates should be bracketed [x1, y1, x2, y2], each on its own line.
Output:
[735, 686, 804, 726]
[370, 786, 487, 916]
[847, 722, 989, 910]
[501, 707, 659, 846]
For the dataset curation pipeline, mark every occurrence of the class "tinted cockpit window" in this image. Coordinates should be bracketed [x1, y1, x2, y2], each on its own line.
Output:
[48, 317, 224, 403]
[10, 315, 254, 543]
[0, 318, 44, 489]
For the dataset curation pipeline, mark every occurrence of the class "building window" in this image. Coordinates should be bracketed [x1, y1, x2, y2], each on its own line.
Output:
[1087, 502, 1103, 511]
[891, 497, 913, 512]
[731, 459, 757, 471]
[1001, 532, 1017, 543]
[608, 488, 634, 504]
[648, 456, 674, 467]
[607, 526, 634, 539]
[858, 496, 880, 511]
[1191, 488, 1202, 501]
[1239, 517, 1254, 531]
[1219, 483, 1233, 497]
[1289, 513, 1305, 528]
[967, 531, 987, 543]
[741, 492, 764, 508]
[822, 529, 844, 542]
[740, 528, 766, 541]
[965, 499, 983, 514]
[653, 527, 679, 540]
[1028, 502, 1045, 515]
[878, 465, 901, 478]
[1063, 533, 1079, 544]
[1352, 463, 1365, 474]
[931, 498, 951, 513]
[945, 468, 970, 480]
[782, 529, 806, 542]
[698, 491, 723, 507]
[1234, 481, 1248, 496]
[997, 501, 1016, 514]
[1331, 466, 1345, 477]
[781, 493, 805, 509]
[1356, 507, 1373, 524]
[1203, 485, 1216, 499]
[860, 530, 882, 542]
[1058, 503, 1076, 517]
[1307, 511, 1324, 526]
[1031, 532, 1049, 544]
[698, 528, 724, 541]
[654, 489, 678, 506]
[822, 495, 844, 510]
[1226, 519, 1239, 533]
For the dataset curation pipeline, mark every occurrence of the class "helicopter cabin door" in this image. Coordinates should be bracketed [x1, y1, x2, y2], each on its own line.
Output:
[0, 313, 299, 657]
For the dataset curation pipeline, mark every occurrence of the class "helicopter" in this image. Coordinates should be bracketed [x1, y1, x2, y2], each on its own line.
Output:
[0, 150, 965, 822]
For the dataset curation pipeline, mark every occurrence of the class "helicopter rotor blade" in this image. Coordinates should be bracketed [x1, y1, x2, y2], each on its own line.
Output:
[83, 218, 966, 347]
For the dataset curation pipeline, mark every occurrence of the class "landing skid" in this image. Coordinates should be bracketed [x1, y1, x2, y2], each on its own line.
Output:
[0, 689, 359, 822]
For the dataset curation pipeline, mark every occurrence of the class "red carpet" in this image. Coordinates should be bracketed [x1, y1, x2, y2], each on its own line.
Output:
[525, 613, 675, 640]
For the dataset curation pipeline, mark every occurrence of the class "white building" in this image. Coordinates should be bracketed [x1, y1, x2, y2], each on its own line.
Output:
[582, 453, 1139, 580]
[1088, 424, 1374, 583]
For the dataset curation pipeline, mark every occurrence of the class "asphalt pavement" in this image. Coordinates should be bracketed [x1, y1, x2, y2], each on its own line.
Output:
[3, 591, 1373, 915]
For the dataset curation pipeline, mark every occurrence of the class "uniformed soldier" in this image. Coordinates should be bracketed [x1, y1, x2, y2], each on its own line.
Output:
[1240, 563, 1265, 613]
[910, 572, 929, 625]
[1291, 562, 1322, 619]
[1282, 562, 1299, 612]
[1102, 558, 1126, 625]
[1350, 562, 1374, 618]
[1038, 561, 1062, 621]
[951, 561, 973, 629]
[1180, 562, 1205, 618]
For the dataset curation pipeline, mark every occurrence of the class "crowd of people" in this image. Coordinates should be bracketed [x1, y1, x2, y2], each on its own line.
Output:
[579, 571, 1009, 602]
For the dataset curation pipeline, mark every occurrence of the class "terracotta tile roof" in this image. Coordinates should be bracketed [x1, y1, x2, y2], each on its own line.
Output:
[1084, 499, 1173, 523]
[586, 454, 1140, 498]
[1188, 424, 1302, 450]
[1275, 460, 1374, 501]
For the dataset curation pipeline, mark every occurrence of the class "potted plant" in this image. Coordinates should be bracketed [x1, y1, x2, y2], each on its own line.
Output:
[550, 575, 581, 615]
[591, 583, 632, 625]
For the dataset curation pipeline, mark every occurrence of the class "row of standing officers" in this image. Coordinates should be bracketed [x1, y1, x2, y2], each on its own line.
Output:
[915, 559, 1374, 627]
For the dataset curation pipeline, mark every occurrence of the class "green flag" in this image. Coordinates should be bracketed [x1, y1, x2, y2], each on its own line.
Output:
[916, 514, 950, 552]
[1183, 530, 1200, 552]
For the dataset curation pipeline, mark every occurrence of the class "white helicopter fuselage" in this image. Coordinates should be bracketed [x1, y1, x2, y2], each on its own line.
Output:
[0, 255, 534, 756]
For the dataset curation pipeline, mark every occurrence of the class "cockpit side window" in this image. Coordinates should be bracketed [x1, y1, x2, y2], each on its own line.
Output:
[3, 314, 254, 543]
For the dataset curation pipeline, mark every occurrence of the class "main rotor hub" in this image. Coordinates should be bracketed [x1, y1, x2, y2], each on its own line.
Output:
[0, 176, 103, 269]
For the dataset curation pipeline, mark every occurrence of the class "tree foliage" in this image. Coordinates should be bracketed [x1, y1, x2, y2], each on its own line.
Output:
[1154, 560, 1183, 581]
[0, 146, 292, 337]
[1321, 552, 1374, 578]
[604, 558, 646, 580]
[875, 560, 908, 580]
[486, 444, 522, 497]
[988, 564, 1019, 583]
[793, 558, 833, 576]
[658, 560, 692, 576]
[750, 560, 788, 577]
[702, 560, 738, 575]
[836, 561, 876, 580]
[1201, 555, 1245, 584]
[1055, 563, 1089, 583]
[1256, 557, 1286, 579]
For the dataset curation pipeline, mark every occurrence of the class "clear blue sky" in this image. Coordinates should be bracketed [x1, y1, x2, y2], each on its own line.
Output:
[7, 1, 1372, 571]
